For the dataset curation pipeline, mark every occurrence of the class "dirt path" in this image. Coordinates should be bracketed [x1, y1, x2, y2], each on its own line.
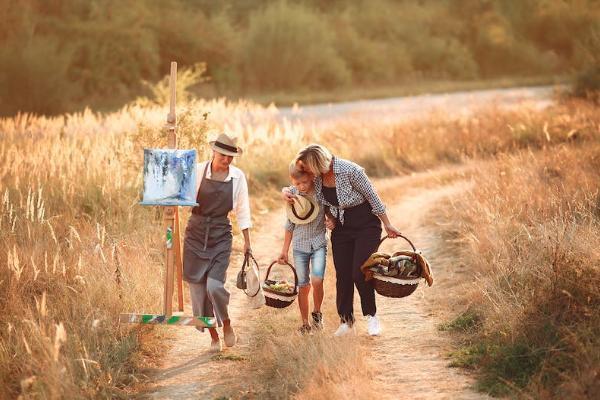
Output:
[139, 254, 249, 399]
[277, 85, 555, 125]
[141, 166, 490, 399]
[139, 210, 286, 399]
[361, 175, 489, 400]
[138, 85, 557, 398]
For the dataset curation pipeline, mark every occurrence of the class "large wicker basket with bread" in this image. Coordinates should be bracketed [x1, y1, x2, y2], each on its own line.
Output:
[361, 235, 433, 298]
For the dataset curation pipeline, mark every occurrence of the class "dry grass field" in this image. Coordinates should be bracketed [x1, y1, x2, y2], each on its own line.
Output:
[0, 94, 598, 398]
[437, 144, 599, 398]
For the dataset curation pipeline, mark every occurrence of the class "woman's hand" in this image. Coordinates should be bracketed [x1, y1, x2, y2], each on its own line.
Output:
[244, 242, 252, 256]
[378, 213, 401, 238]
[325, 215, 336, 231]
[384, 223, 402, 238]
[281, 187, 296, 204]
[277, 252, 289, 264]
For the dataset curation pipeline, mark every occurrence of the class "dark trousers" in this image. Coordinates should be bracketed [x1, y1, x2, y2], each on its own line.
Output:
[331, 203, 382, 324]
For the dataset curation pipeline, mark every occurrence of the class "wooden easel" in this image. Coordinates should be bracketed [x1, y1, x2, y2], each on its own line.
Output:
[120, 62, 215, 328]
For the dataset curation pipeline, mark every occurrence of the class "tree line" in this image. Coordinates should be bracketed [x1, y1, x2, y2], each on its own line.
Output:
[0, 0, 598, 116]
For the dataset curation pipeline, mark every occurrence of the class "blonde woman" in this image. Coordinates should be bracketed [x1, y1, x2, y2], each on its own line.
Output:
[183, 133, 252, 352]
[282, 144, 401, 336]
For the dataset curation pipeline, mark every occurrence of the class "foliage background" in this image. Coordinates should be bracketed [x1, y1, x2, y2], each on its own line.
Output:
[1, 0, 598, 115]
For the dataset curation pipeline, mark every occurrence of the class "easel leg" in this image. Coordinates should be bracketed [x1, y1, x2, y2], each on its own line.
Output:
[164, 207, 175, 316]
[174, 207, 184, 312]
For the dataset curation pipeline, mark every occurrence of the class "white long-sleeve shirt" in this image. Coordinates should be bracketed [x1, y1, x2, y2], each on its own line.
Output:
[195, 160, 252, 231]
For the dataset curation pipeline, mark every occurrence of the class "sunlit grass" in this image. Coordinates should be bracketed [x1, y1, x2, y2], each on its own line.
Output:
[436, 145, 600, 397]
[0, 95, 597, 398]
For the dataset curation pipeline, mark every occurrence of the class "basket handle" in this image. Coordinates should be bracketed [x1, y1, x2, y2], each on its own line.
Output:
[242, 252, 261, 298]
[378, 234, 416, 251]
[266, 260, 299, 293]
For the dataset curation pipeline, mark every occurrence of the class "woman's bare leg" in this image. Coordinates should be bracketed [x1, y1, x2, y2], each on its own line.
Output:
[208, 327, 219, 341]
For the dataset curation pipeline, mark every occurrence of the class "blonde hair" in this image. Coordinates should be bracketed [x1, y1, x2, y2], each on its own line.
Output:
[295, 144, 332, 176]
[289, 161, 309, 180]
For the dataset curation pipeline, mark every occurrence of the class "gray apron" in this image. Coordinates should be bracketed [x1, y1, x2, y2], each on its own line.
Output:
[183, 163, 233, 283]
[183, 163, 233, 328]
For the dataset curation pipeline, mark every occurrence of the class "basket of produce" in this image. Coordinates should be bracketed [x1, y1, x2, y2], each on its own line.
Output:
[361, 235, 433, 298]
[262, 261, 298, 308]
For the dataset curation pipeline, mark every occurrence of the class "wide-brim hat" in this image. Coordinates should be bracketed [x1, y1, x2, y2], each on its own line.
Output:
[209, 133, 243, 157]
[286, 194, 320, 225]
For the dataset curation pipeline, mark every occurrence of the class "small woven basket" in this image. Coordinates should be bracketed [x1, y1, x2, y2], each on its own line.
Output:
[372, 235, 421, 298]
[262, 261, 298, 308]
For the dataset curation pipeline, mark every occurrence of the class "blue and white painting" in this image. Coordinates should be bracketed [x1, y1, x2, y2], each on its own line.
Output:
[140, 149, 199, 206]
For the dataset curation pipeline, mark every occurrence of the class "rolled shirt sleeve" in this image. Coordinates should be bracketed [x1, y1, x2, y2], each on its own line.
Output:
[234, 171, 252, 230]
[284, 219, 295, 232]
[350, 166, 386, 215]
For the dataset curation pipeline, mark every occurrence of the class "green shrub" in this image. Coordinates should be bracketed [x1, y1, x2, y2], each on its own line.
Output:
[0, 37, 78, 116]
[574, 66, 600, 99]
[440, 309, 483, 333]
[137, 63, 209, 106]
[412, 36, 479, 79]
[333, 17, 414, 83]
[472, 16, 556, 76]
[240, 1, 350, 90]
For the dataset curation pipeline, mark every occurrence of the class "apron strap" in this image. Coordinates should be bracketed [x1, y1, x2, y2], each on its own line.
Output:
[196, 160, 232, 251]
[200, 163, 214, 251]
[202, 161, 210, 180]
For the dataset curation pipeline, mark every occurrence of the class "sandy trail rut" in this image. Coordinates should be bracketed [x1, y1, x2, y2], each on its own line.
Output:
[362, 176, 489, 400]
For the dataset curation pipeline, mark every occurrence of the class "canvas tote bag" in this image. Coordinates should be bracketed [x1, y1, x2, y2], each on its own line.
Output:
[238, 252, 265, 309]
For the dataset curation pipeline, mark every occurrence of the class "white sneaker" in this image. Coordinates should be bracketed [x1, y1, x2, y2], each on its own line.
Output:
[366, 315, 381, 336]
[334, 322, 354, 337]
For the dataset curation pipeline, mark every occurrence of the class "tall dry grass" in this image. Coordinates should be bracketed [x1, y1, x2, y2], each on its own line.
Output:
[437, 144, 600, 398]
[0, 113, 172, 398]
[239, 264, 377, 400]
[0, 98, 361, 398]
[1, 94, 598, 397]
[229, 99, 598, 399]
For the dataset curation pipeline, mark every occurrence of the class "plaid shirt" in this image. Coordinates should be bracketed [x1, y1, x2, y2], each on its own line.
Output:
[315, 157, 386, 225]
[284, 187, 327, 253]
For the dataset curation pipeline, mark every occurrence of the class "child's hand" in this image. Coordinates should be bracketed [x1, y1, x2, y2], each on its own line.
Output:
[277, 252, 289, 264]
[281, 188, 297, 204]
[325, 215, 336, 230]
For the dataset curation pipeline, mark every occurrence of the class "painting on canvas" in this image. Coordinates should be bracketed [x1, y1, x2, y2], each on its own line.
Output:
[140, 149, 198, 206]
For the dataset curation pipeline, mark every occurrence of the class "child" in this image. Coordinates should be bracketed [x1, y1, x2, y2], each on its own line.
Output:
[278, 162, 332, 334]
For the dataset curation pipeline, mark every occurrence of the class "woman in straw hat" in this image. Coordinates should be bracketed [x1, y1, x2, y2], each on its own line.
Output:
[183, 133, 252, 352]
[282, 144, 401, 337]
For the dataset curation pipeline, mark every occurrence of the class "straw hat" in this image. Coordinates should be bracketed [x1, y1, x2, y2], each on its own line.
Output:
[209, 133, 243, 157]
[286, 194, 320, 225]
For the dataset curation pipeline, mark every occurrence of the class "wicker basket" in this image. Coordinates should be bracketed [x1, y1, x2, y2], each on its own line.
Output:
[372, 235, 422, 298]
[262, 261, 298, 308]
